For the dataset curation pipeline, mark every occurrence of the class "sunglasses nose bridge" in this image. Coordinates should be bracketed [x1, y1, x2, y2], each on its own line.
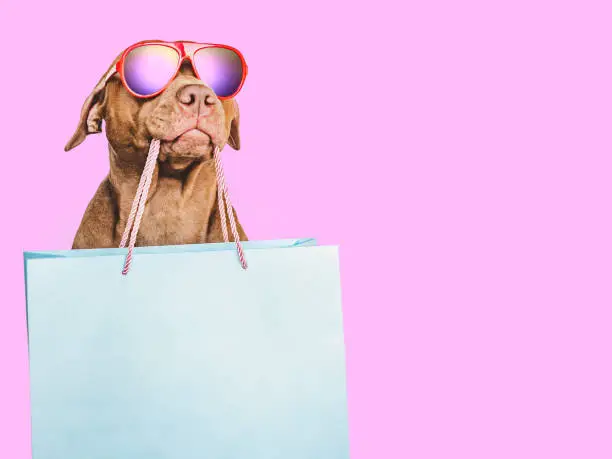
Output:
[183, 54, 194, 65]
[177, 54, 204, 81]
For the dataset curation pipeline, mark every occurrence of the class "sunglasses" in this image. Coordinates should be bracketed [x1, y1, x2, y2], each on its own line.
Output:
[112, 41, 248, 100]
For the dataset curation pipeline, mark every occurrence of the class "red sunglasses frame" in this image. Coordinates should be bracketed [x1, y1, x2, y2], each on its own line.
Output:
[113, 40, 248, 100]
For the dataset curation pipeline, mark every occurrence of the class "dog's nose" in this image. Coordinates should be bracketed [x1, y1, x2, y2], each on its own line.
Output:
[176, 85, 217, 114]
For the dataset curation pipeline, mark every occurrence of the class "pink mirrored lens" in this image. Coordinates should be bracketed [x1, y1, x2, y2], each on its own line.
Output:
[123, 45, 180, 96]
[193, 47, 244, 98]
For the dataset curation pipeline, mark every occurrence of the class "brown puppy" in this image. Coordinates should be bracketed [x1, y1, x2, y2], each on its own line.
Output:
[66, 46, 247, 249]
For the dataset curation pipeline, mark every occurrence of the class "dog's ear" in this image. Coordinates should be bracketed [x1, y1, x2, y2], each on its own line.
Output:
[227, 99, 241, 150]
[64, 57, 120, 152]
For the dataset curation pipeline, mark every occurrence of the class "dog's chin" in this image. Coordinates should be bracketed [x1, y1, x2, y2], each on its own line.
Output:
[158, 129, 213, 169]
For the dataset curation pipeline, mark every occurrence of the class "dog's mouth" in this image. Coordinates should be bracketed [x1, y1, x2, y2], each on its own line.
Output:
[161, 128, 212, 151]
[158, 128, 213, 166]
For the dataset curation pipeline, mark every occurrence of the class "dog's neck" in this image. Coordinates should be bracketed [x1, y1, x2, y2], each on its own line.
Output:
[107, 143, 218, 221]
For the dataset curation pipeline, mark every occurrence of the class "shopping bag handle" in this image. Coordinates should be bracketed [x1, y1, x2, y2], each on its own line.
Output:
[119, 140, 248, 275]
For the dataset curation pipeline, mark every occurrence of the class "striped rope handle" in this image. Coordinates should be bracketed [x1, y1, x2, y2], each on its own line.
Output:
[213, 145, 248, 269]
[120, 140, 248, 275]
[119, 139, 161, 275]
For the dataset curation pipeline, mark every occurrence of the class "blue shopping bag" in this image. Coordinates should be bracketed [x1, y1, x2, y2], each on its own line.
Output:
[24, 238, 350, 459]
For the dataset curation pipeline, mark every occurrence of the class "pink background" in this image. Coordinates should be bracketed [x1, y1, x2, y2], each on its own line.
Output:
[1, 0, 612, 457]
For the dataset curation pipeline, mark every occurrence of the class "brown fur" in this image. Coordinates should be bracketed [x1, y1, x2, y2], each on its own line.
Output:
[66, 46, 247, 249]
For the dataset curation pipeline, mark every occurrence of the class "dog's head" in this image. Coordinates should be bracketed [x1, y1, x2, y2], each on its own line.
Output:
[65, 42, 241, 170]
